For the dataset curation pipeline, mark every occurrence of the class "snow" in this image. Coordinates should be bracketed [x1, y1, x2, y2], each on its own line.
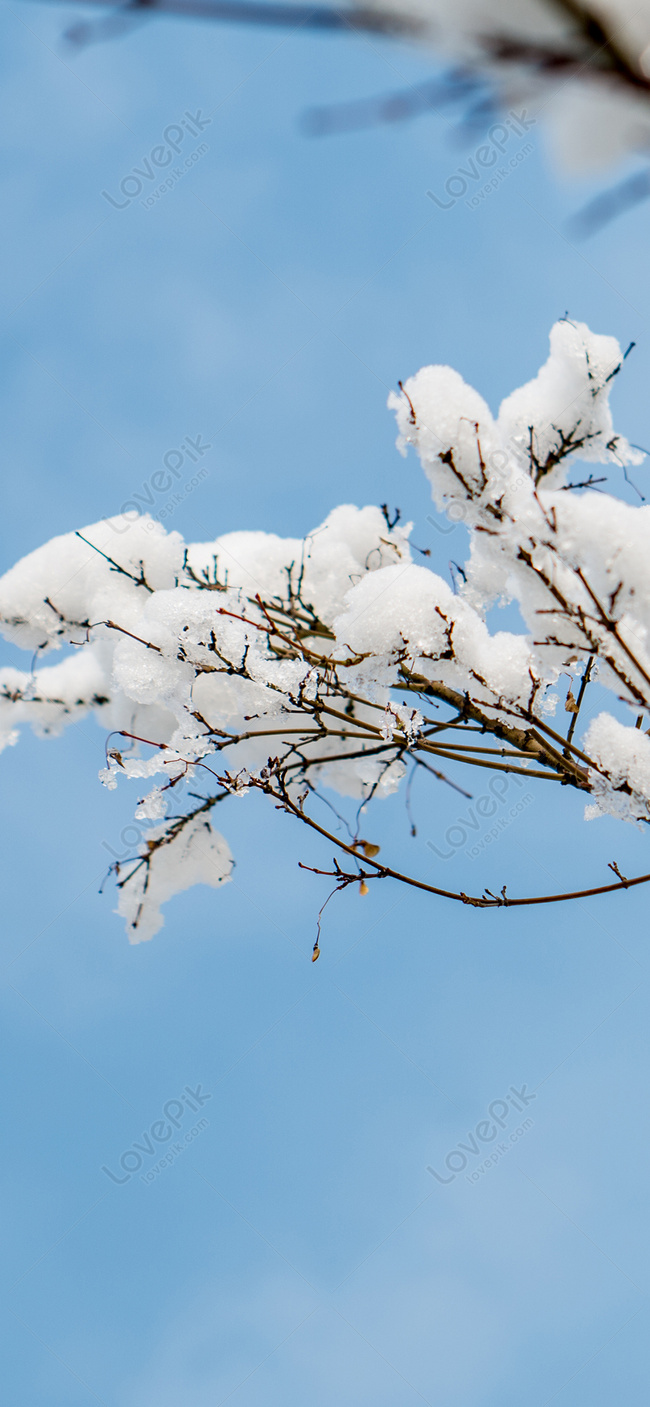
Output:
[584, 713, 650, 823]
[1, 319, 647, 935]
[369, 0, 650, 172]
[116, 815, 233, 944]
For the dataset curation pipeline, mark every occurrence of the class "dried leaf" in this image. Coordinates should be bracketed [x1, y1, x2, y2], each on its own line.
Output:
[311, 945, 320, 962]
[362, 841, 381, 858]
[565, 691, 579, 713]
[359, 881, 369, 896]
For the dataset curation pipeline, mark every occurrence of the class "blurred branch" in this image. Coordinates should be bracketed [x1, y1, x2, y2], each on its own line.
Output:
[567, 167, 650, 239]
[547, 0, 650, 92]
[302, 67, 488, 136]
[483, 0, 650, 95]
[34, 0, 425, 46]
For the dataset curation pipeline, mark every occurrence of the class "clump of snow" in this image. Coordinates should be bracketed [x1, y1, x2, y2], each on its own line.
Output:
[584, 714, 650, 823]
[497, 321, 643, 488]
[0, 651, 110, 738]
[135, 786, 169, 822]
[117, 817, 233, 944]
[334, 563, 536, 711]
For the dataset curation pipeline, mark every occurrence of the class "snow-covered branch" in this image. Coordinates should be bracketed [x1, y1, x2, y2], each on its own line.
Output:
[2, 318, 650, 941]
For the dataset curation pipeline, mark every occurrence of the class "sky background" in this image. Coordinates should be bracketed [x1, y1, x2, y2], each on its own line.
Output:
[1, 4, 650, 1404]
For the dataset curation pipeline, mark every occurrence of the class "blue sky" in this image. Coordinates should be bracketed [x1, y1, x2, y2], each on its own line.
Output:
[1, 4, 649, 1403]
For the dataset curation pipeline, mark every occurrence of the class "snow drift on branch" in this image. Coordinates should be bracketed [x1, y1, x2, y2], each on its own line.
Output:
[1, 319, 649, 935]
